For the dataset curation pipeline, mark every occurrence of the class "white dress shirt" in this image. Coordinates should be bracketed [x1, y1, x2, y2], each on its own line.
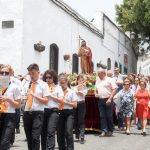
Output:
[63, 88, 78, 109]
[46, 84, 64, 109]
[3, 82, 22, 113]
[23, 79, 50, 111]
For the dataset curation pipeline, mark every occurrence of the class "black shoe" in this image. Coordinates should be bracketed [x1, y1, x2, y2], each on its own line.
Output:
[80, 138, 84, 144]
[75, 134, 79, 140]
[10, 142, 14, 147]
[143, 132, 146, 136]
[16, 128, 20, 134]
[137, 127, 142, 130]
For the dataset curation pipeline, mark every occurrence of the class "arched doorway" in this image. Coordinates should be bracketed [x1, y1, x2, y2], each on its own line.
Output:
[72, 53, 79, 74]
[50, 44, 59, 73]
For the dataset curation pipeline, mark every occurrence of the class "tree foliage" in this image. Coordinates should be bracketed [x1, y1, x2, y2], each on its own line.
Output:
[116, 0, 150, 50]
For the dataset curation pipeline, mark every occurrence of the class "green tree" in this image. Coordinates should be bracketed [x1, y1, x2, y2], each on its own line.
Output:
[116, 0, 150, 50]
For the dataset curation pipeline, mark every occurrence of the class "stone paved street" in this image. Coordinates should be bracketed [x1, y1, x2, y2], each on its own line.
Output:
[11, 121, 150, 150]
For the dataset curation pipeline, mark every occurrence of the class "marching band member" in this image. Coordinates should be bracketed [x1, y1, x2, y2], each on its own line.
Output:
[57, 73, 77, 150]
[22, 64, 50, 150]
[74, 75, 88, 144]
[0, 65, 21, 150]
[41, 70, 64, 150]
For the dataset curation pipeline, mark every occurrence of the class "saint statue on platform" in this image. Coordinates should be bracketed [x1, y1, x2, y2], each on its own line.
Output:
[78, 40, 93, 74]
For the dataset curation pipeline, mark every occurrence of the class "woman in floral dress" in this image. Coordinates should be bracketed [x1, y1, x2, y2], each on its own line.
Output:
[117, 78, 134, 135]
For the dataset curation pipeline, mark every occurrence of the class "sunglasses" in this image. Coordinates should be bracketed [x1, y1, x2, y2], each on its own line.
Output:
[124, 83, 129, 86]
[0, 71, 9, 76]
[45, 76, 53, 79]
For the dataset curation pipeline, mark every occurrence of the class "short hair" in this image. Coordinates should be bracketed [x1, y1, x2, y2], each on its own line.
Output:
[43, 69, 58, 84]
[58, 73, 68, 81]
[27, 63, 39, 71]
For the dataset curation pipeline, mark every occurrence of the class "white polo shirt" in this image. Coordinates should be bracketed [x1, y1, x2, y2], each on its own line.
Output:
[46, 84, 64, 109]
[3, 82, 22, 113]
[95, 77, 116, 99]
[64, 88, 78, 109]
[23, 79, 50, 111]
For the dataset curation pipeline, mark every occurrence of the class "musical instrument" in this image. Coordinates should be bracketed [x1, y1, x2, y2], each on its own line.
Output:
[0, 88, 7, 113]
[75, 82, 86, 92]
[0, 101, 7, 113]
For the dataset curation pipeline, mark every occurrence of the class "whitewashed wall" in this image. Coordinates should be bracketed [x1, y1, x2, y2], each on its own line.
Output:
[103, 16, 137, 74]
[22, 0, 137, 75]
[0, 0, 137, 75]
[0, 0, 23, 74]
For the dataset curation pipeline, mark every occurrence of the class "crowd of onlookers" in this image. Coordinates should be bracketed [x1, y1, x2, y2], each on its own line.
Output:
[0, 63, 150, 150]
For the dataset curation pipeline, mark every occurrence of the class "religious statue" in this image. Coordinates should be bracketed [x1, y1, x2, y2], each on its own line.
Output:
[78, 40, 93, 74]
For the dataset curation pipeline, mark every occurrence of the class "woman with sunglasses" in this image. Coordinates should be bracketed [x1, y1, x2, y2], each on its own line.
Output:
[57, 73, 77, 150]
[134, 79, 150, 136]
[74, 75, 88, 144]
[0, 65, 22, 150]
[115, 78, 134, 135]
[41, 70, 64, 150]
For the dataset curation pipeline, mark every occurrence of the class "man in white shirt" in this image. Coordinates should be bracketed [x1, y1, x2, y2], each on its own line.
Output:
[114, 67, 123, 81]
[95, 68, 116, 137]
[22, 64, 50, 150]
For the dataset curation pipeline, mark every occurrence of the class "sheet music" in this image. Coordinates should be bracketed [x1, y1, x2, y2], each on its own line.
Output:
[0, 76, 10, 89]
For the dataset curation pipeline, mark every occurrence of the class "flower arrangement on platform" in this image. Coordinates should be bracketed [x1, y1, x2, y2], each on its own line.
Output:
[67, 73, 97, 91]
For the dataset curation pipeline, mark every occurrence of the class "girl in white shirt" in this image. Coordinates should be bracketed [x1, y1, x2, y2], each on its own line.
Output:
[41, 70, 64, 150]
[0, 65, 21, 150]
[57, 73, 77, 150]
[74, 75, 87, 144]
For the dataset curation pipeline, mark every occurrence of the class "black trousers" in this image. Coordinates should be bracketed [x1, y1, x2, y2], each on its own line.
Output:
[23, 111, 44, 150]
[41, 108, 59, 150]
[11, 108, 21, 145]
[74, 102, 86, 138]
[57, 109, 74, 150]
[98, 99, 113, 132]
[0, 113, 15, 150]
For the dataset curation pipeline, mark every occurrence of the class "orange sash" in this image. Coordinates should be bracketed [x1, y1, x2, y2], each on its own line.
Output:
[59, 90, 68, 110]
[27, 82, 35, 110]
[49, 84, 53, 93]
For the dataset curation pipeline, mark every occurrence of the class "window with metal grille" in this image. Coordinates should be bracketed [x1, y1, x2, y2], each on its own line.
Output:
[72, 53, 79, 74]
[2, 21, 14, 29]
[49, 44, 59, 73]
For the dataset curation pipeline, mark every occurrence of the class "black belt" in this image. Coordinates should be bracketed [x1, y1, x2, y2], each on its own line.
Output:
[77, 100, 85, 104]
[44, 108, 58, 112]
[24, 111, 43, 115]
[99, 98, 109, 101]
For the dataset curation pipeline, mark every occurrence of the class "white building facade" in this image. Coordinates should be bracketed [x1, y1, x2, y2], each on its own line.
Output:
[138, 55, 150, 76]
[0, 0, 137, 75]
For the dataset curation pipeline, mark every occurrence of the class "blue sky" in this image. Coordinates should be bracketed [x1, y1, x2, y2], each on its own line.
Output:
[63, 0, 123, 23]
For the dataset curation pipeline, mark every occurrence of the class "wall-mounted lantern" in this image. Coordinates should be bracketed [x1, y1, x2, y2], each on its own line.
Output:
[34, 41, 45, 52]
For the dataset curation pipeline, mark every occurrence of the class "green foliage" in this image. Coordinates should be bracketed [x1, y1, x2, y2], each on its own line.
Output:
[116, 0, 150, 41]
